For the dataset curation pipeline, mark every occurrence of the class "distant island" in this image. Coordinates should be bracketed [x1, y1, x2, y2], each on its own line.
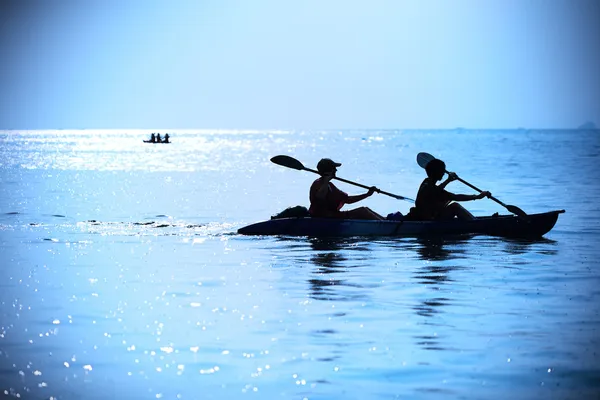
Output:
[578, 121, 597, 130]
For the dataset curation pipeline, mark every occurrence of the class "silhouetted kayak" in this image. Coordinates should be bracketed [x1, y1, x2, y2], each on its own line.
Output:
[143, 140, 171, 144]
[238, 210, 565, 238]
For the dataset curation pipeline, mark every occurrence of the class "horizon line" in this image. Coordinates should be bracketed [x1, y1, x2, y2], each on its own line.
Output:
[0, 126, 597, 131]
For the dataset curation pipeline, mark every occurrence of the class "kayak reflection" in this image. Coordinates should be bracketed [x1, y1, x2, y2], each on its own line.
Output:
[307, 239, 374, 302]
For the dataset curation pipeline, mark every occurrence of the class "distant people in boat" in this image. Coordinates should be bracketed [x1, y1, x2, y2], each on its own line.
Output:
[145, 133, 172, 143]
[309, 158, 385, 220]
[408, 158, 491, 221]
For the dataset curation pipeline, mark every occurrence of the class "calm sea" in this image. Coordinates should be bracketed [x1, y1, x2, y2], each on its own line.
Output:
[0, 129, 599, 399]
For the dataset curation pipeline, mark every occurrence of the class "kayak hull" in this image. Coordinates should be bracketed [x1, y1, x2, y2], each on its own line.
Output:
[238, 210, 565, 238]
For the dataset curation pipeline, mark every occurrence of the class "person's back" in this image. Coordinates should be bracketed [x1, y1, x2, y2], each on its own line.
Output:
[414, 177, 452, 220]
[156, 134, 162, 143]
[164, 134, 170, 143]
[309, 178, 347, 217]
[150, 133, 156, 143]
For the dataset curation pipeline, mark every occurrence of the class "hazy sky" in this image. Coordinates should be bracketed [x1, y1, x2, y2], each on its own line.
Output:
[1, 0, 599, 129]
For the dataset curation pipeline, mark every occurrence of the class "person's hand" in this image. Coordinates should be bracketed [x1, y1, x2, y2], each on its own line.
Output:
[447, 171, 458, 182]
[367, 186, 379, 196]
[478, 191, 491, 199]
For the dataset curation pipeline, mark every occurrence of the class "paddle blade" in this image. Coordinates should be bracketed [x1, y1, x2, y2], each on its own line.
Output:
[506, 204, 528, 218]
[391, 193, 415, 202]
[270, 155, 305, 170]
[416, 152, 436, 169]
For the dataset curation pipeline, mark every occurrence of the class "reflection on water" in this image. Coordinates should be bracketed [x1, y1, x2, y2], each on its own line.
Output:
[409, 238, 465, 351]
[308, 239, 374, 302]
[413, 236, 469, 261]
[501, 237, 559, 256]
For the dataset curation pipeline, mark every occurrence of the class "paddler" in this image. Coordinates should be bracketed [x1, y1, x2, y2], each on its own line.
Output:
[308, 158, 385, 220]
[408, 158, 491, 220]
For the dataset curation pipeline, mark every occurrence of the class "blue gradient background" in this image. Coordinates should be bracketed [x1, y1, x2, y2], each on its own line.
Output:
[1, 0, 599, 129]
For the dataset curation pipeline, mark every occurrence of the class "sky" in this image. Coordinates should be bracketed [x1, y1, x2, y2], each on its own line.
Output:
[0, 0, 599, 129]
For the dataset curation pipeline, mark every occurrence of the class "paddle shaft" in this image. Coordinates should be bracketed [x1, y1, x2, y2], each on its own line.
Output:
[270, 155, 414, 202]
[450, 174, 510, 208]
[303, 166, 412, 201]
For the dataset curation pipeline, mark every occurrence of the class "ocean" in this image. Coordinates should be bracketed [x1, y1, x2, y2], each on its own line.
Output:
[0, 129, 599, 399]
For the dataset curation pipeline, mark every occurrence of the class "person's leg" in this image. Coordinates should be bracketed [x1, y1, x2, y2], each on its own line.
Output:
[440, 202, 475, 220]
[344, 207, 386, 220]
[365, 207, 386, 220]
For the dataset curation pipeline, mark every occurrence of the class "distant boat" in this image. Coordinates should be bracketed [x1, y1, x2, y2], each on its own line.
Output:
[143, 140, 171, 144]
[144, 133, 171, 143]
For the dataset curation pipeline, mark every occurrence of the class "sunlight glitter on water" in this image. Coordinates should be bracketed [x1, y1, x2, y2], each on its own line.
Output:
[0, 129, 598, 399]
[0, 129, 294, 172]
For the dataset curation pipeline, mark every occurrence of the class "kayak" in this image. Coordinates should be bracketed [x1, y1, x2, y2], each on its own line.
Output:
[237, 210, 565, 238]
[143, 140, 170, 144]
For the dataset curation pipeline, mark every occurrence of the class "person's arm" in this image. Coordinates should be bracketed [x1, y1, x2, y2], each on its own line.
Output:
[448, 191, 491, 202]
[439, 172, 491, 201]
[346, 186, 378, 204]
[438, 172, 458, 189]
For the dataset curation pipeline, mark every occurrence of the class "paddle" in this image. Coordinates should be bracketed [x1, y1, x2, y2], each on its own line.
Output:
[416, 152, 528, 217]
[271, 155, 414, 202]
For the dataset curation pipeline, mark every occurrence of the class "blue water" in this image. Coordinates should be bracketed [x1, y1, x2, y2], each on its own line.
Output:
[1, 129, 599, 399]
